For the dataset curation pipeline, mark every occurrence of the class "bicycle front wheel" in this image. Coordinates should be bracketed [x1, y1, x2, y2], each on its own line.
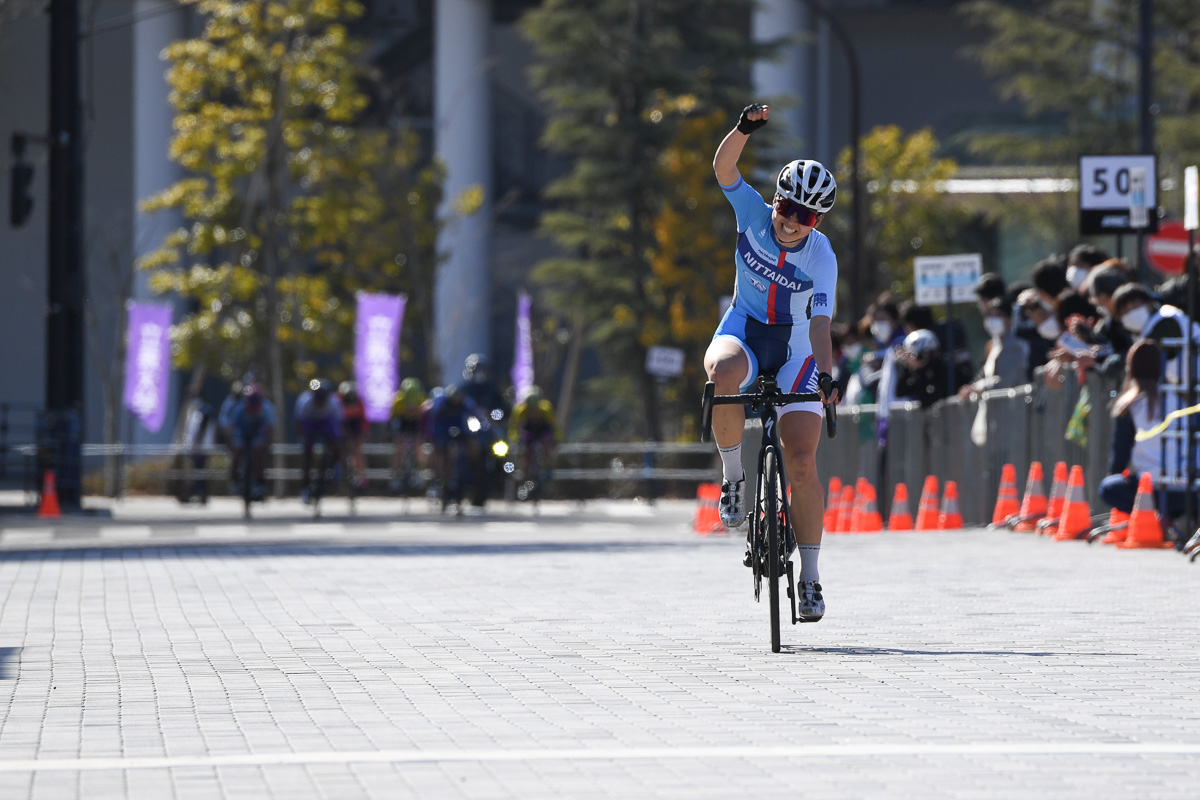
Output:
[762, 447, 782, 653]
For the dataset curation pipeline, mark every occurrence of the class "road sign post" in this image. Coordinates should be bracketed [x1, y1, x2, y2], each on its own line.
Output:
[914, 253, 982, 406]
[1184, 166, 1198, 533]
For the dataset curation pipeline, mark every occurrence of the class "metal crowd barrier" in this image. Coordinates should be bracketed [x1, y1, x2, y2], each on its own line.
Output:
[815, 367, 1122, 525]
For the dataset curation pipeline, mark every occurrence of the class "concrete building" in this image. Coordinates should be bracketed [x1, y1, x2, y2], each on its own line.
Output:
[0, 0, 1034, 458]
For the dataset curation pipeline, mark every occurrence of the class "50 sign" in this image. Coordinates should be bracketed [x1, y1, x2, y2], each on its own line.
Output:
[1079, 155, 1158, 235]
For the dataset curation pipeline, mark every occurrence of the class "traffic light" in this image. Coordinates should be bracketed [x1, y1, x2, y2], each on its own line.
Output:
[10, 161, 33, 227]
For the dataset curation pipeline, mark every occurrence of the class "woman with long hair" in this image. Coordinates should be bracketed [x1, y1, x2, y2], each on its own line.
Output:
[1098, 340, 1188, 521]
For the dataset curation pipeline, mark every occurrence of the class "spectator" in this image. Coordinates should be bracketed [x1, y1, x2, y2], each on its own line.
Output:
[899, 299, 972, 388]
[1066, 243, 1110, 295]
[1157, 273, 1199, 314]
[895, 328, 965, 408]
[1014, 288, 1057, 371]
[1099, 340, 1191, 537]
[1112, 282, 1200, 384]
[859, 293, 905, 425]
[1086, 260, 1135, 367]
[1031, 255, 1069, 309]
[217, 379, 244, 446]
[973, 271, 1006, 314]
[831, 321, 864, 404]
[960, 297, 1029, 396]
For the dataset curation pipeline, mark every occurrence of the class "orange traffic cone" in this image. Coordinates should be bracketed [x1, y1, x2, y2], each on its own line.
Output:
[991, 463, 1020, 526]
[1040, 461, 1069, 534]
[1012, 462, 1048, 531]
[1099, 507, 1130, 546]
[823, 477, 843, 531]
[691, 483, 726, 535]
[887, 483, 913, 531]
[834, 485, 856, 534]
[914, 475, 940, 530]
[1053, 465, 1091, 541]
[38, 470, 62, 519]
[1117, 472, 1174, 549]
[848, 481, 867, 533]
[938, 480, 964, 529]
[859, 484, 883, 532]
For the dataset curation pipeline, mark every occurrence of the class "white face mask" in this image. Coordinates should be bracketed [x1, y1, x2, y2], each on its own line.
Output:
[841, 343, 864, 360]
[1037, 316, 1061, 341]
[983, 317, 1007, 338]
[870, 320, 894, 343]
[1066, 265, 1087, 290]
[1121, 305, 1151, 333]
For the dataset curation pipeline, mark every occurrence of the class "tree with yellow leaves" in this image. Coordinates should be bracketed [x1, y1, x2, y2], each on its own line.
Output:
[139, 0, 444, 423]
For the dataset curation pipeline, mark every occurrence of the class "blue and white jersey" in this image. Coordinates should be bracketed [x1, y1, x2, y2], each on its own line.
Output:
[721, 176, 837, 327]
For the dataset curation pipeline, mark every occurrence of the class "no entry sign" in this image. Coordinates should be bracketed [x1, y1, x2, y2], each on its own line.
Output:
[1144, 220, 1192, 275]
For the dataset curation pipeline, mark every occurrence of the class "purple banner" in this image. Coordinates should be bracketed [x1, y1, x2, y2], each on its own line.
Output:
[122, 301, 172, 433]
[511, 294, 534, 402]
[355, 292, 406, 423]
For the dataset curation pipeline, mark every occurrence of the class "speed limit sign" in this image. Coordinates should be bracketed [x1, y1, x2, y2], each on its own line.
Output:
[1079, 155, 1159, 235]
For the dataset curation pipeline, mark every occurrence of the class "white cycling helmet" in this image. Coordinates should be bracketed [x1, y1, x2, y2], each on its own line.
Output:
[903, 329, 941, 357]
[776, 159, 837, 214]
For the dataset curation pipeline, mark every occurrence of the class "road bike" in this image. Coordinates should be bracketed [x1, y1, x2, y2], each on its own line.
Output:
[701, 372, 836, 653]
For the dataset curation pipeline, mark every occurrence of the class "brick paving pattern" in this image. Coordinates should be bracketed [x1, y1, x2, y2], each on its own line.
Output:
[1, 498, 1198, 798]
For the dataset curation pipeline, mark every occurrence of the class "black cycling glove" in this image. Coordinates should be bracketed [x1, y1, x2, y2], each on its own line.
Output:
[736, 104, 768, 135]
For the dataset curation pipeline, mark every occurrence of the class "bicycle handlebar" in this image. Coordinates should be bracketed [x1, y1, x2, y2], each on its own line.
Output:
[699, 381, 837, 442]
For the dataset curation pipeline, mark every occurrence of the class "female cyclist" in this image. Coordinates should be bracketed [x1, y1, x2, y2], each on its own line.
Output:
[705, 102, 839, 622]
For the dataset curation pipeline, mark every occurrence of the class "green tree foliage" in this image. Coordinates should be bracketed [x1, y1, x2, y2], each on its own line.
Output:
[963, 0, 1200, 219]
[139, 0, 444, 410]
[521, 0, 763, 440]
[828, 125, 972, 301]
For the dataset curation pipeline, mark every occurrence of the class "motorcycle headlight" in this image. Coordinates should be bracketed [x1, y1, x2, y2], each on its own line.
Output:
[492, 440, 509, 457]
[467, 416, 482, 433]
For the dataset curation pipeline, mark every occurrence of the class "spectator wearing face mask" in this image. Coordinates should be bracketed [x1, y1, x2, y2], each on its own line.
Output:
[973, 271, 1006, 314]
[1014, 288, 1057, 372]
[1031, 255, 1069, 309]
[1086, 260, 1134, 377]
[1111, 283, 1200, 385]
[832, 322, 865, 405]
[1065, 243, 1111, 296]
[960, 298, 1030, 395]
[1100, 340, 1192, 534]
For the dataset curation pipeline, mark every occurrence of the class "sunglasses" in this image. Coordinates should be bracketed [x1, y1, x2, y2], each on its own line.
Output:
[772, 196, 820, 227]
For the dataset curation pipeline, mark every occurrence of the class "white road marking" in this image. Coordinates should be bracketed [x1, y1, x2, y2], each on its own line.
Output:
[194, 525, 249, 538]
[1, 743, 1198, 772]
[289, 523, 345, 536]
[0, 528, 51, 545]
[99, 526, 152, 539]
[600, 503, 655, 517]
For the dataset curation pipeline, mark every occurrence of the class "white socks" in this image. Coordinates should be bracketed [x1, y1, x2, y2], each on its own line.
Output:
[718, 444, 743, 483]
[797, 544, 820, 583]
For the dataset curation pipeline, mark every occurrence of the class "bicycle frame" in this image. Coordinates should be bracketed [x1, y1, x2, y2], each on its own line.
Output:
[700, 373, 836, 651]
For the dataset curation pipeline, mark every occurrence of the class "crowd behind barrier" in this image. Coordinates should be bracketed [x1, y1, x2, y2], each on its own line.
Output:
[815, 365, 1120, 527]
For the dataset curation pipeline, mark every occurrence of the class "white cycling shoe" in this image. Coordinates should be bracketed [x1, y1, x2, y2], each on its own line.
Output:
[719, 477, 748, 529]
[797, 581, 825, 622]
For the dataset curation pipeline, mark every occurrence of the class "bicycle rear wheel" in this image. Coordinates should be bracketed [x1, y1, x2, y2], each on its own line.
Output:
[762, 447, 782, 653]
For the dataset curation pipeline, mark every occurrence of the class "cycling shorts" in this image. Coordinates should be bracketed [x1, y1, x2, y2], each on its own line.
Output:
[344, 417, 365, 438]
[712, 304, 821, 417]
[431, 416, 470, 448]
[519, 425, 555, 447]
[232, 426, 269, 449]
[299, 416, 342, 444]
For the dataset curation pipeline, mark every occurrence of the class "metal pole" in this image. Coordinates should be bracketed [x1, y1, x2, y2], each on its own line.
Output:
[945, 275, 955, 401]
[1187, 229, 1196, 533]
[46, 0, 85, 509]
[1138, 0, 1154, 282]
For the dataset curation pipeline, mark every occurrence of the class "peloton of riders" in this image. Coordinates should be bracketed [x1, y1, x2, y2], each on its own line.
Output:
[213, 355, 555, 504]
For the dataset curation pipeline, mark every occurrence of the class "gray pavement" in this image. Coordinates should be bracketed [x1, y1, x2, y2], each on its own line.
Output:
[2, 497, 1200, 798]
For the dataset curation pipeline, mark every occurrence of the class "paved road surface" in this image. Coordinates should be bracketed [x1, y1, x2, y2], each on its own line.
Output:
[1, 497, 1198, 798]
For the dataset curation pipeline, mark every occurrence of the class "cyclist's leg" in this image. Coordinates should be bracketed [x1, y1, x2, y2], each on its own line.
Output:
[703, 337, 753, 449]
[778, 409, 823, 546]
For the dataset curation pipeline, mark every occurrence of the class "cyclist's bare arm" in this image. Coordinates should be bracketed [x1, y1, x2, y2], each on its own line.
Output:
[713, 104, 767, 186]
[808, 316, 839, 405]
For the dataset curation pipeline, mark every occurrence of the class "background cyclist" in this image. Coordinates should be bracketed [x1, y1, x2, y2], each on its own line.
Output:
[511, 385, 558, 483]
[338, 381, 369, 489]
[295, 379, 344, 504]
[389, 377, 428, 493]
[705, 102, 839, 622]
[228, 382, 275, 500]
